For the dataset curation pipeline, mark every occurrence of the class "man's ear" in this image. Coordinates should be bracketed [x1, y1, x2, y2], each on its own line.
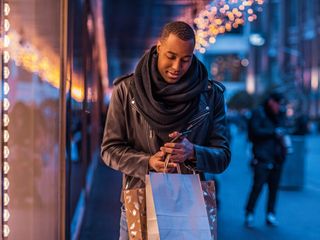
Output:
[156, 40, 161, 54]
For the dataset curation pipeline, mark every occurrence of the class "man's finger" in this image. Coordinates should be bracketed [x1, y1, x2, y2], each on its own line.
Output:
[166, 162, 177, 168]
[157, 162, 177, 172]
[169, 148, 184, 155]
[155, 151, 165, 157]
[164, 142, 184, 149]
[160, 147, 174, 154]
[155, 160, 165, 168]
[169, 131, 180, 138]
[163, 142, 176, 148]
[169, 155, 184, 163]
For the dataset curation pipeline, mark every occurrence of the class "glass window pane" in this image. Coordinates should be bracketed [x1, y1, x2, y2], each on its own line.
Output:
[6, 1, 62, 239]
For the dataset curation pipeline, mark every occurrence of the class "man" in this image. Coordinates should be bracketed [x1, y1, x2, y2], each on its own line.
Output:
[245, 91, 288, 228]
[101, 21, 231, 239]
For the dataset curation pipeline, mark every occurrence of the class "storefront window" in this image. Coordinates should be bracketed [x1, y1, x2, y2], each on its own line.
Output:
[1, 1, 63, 239]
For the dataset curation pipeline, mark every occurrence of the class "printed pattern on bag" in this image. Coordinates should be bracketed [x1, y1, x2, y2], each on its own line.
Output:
[201, 180, 217, 240]
[124, 188, 147, 240]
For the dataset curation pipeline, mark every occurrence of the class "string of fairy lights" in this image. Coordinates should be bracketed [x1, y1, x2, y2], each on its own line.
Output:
[194, 0, 265, 53]
[1, 1, 85, 237]
[2, 1, 11, 238]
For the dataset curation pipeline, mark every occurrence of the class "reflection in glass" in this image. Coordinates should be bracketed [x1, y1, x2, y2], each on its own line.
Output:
[5, 1, 62, 239]
[7, 29, 84, 102]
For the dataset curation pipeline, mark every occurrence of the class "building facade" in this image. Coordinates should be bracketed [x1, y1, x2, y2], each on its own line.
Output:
[248, 0, 320, 119]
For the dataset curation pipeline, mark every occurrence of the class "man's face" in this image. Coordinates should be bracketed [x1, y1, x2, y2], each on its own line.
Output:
[157, 33, 194, 84]
[268, 98, 281, 115]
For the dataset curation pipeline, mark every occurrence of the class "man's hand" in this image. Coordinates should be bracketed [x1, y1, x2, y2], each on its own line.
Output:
[149, 151, 177, 172]
[160, 131, 195, 164]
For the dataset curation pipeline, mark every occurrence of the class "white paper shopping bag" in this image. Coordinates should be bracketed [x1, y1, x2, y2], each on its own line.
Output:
[146, 172, 212, 240]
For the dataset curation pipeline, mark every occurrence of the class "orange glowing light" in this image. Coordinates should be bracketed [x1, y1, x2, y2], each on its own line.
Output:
[8, 31, 84, 102]
[194, 0, 265, 51]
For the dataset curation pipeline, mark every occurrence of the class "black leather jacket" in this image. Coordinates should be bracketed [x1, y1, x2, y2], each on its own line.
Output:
[101, 74, 231, 193]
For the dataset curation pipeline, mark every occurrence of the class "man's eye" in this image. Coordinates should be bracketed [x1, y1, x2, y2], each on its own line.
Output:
[182, 58, 191, 63]
[167, 55, 175, 59]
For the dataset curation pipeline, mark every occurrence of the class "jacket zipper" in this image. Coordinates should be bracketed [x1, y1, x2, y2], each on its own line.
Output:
[130, 97, 154, 153]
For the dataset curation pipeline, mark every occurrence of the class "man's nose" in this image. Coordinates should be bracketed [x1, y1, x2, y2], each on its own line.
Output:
[172, 60, 181, 71]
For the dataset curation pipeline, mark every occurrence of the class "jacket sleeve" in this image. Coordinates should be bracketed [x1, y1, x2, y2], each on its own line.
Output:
[194, 89, 231, 173]
[100, 82, 150, 180]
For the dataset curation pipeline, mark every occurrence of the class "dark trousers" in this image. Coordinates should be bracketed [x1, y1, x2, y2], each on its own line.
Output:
[245, 162, 282, 214]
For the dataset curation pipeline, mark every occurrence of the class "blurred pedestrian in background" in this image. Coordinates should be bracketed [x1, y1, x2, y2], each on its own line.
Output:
[245, 91, 291, 227]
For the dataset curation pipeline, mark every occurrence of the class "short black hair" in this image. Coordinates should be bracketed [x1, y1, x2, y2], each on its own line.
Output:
[269, 91, 285, 103]
[160, 21, 195, 46]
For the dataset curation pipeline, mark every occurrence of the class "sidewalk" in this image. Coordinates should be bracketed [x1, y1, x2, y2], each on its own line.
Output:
[217, 128, 320, 240]
[79, 161, 122, 240]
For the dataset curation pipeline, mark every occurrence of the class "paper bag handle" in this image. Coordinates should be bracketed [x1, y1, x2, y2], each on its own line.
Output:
[163, 153, 182, 173]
